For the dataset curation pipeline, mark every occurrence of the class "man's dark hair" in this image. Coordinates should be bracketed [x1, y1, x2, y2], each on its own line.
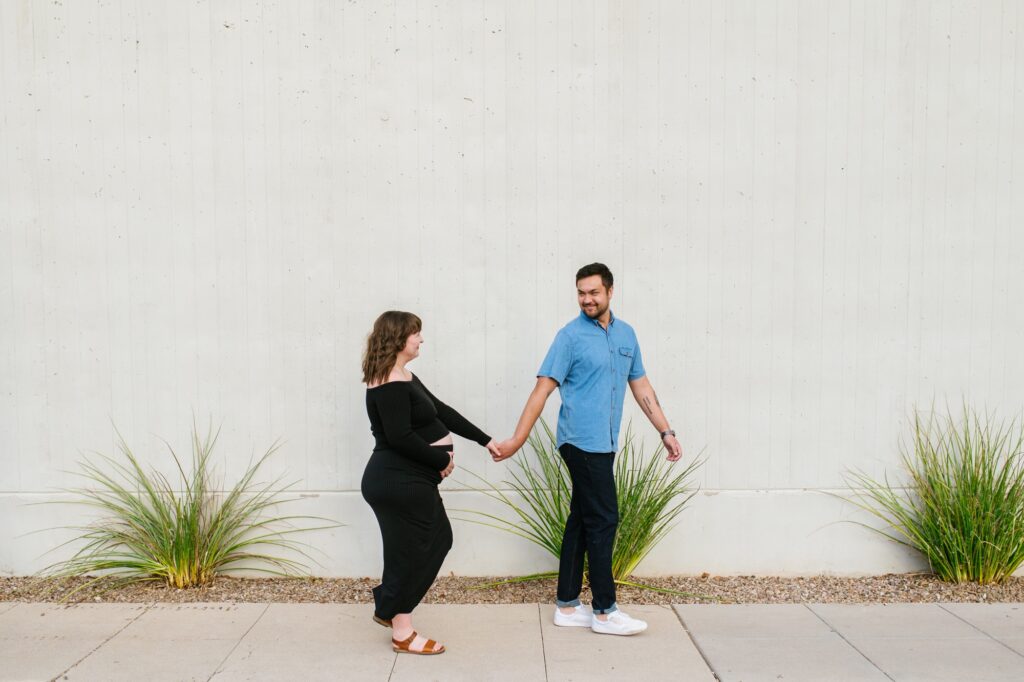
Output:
[575, 262, 614, 290]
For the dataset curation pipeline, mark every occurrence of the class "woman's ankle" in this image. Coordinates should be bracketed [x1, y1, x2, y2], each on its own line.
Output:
[391, 613, 413, 639]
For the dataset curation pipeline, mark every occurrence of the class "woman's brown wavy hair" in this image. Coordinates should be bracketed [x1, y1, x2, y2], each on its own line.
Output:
[362, 311, 422, 385]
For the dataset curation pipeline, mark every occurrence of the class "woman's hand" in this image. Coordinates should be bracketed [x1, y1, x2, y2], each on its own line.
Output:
[440, 452, 455, 478]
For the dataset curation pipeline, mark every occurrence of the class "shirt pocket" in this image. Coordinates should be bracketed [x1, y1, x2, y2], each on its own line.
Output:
[616, 346, 635, 377]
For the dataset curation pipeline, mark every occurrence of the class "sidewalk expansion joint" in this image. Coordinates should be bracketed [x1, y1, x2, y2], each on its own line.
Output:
[937, 603, 1024, 660]
[537, 603, 550, 682]
[53, 601, 154, 681]
[671, 606, 721, 681]
[386, 646, 398, 681]
[207, 602, 271, 682]
[805, 604, 896, 682]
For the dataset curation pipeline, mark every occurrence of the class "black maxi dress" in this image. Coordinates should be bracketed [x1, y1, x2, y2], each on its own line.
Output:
[361, 373, 491, 620]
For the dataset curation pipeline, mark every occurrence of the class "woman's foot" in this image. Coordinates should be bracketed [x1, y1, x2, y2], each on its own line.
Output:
[391, 614, 446, 654]
[392, 629, 446, 655]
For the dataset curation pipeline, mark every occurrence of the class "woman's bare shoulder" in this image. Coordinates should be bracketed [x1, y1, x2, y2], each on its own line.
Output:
[367, 369, 413, 389]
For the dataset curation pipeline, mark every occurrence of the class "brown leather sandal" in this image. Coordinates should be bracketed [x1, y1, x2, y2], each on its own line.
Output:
[392, 630, 445, 655]
[372, 614, 392, 628]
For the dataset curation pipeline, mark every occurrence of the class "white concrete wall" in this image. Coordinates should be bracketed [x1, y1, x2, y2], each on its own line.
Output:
[2, 0, 1023, 577]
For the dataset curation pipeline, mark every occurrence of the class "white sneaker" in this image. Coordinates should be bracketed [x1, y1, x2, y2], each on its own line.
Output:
[553, 604, 593, 627]
[591, 610, 648, 636]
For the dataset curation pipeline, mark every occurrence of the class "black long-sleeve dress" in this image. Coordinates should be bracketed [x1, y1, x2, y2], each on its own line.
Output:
[360, 373, 491, 620]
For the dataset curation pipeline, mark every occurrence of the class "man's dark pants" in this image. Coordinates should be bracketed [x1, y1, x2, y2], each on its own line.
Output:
[555, 443, 619, 614]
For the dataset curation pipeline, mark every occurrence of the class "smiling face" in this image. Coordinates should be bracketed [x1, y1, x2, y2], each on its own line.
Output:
[400, 330, 423, 361]
[577, 274, 613, 320]
[362, 310, 423, 385]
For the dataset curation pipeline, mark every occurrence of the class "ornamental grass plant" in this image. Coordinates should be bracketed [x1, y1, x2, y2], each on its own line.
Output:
[844, 406, 1024, 584]
[455, 420, 703, 589]
[38, 421, 338, 597]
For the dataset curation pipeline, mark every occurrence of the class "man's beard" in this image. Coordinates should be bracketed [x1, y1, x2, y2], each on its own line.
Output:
[581, 303, 607, 319]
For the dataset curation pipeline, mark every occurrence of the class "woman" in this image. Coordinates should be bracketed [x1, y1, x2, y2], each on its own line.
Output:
[361, 311, 501, 655]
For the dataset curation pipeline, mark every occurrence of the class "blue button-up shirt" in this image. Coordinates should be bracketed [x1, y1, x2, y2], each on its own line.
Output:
[537, 310, 646, 453]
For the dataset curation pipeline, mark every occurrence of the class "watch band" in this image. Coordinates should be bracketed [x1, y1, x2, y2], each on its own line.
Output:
[660, 429, 676, 439]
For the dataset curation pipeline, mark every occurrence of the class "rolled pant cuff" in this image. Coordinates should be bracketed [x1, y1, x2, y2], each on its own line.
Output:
[555, 598, 582, 608]
[592, 602, 618, 615]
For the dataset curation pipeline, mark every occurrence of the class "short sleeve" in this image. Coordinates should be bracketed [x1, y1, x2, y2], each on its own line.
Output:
[537, 329, 573, 385]
[628, 340, 646, 380]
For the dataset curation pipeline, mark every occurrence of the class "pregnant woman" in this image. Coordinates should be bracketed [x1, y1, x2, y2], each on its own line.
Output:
[360, 310, 501, 655]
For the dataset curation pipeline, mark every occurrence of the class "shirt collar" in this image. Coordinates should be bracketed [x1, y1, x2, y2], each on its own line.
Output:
[578, 309, 616, 327]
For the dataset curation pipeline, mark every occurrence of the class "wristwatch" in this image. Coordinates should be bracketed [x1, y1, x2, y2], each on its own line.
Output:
[660, 429, 676, 439]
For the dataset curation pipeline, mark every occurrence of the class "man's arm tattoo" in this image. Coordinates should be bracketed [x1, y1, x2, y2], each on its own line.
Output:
[643, 387, 667, 413]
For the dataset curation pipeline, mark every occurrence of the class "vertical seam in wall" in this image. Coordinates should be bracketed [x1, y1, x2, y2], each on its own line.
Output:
[805, 604, 896, 681]
[1004, 0, 1020, 404]
[937, 604, 1024, 660]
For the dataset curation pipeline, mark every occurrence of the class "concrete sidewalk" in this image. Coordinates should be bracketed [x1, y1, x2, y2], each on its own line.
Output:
[1, 602, 1022, 681]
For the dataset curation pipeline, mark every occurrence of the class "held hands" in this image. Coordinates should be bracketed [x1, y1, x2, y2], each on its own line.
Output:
[441, 440, 515, 475]
[486, 438, 518, 463]
[486, 434, 679, 461]
[662, 434, 683, 462]
[440, 452, 455, 478]
[489, 438, 521, 462]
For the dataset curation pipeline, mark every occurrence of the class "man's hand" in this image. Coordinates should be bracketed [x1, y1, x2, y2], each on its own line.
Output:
[629, 376, 682, 462]
[662, 434, 682, 462]
[440, 452, 455, 477]
[499, 377, 558, 463]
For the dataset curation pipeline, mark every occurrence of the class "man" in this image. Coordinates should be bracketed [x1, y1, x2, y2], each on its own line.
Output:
[495, 262, 683, 636]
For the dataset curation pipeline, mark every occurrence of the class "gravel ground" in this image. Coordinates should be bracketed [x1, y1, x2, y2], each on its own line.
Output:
[4, 573, 1023, 605]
